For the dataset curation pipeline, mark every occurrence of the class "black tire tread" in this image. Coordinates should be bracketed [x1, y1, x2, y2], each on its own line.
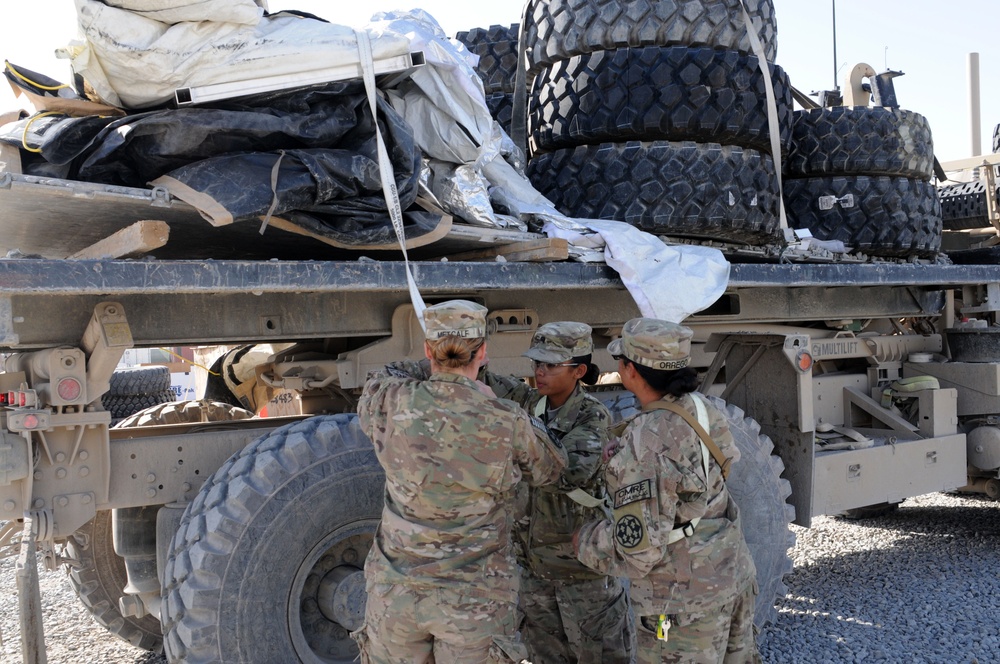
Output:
[785, 107, 935, 180]
[102, 391, 176, 420]
[107, 365, 171, 396]
[113, 399, 254, 428]
[529, 46, 792, 155]
[785, 175, 942, 257]
[527, 140, 781, 244]
[522, 0, 778, 82]
[455, 24, 519, 95]
[64, 513, 163, 652]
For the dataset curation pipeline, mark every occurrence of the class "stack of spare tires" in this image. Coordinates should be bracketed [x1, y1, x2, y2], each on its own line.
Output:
[517, 0, 790, 246]
[936, 121, 1000, 232]
[784, 105, 942, 256]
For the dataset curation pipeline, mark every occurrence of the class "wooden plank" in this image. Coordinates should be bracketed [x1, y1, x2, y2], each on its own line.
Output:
[444, 237, 568, 262]
[444, 223, 546, 245]
[68, 220, 170, 259]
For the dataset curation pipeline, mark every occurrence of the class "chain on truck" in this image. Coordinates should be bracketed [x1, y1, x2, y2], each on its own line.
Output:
[3, 1, 1000, 663]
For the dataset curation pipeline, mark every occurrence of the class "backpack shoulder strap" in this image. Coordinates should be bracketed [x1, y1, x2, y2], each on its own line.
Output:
[646, 396, 732, 480]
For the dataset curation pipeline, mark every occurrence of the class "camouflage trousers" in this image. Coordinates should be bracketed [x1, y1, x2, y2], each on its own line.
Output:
[635, 582, 759, 664]
[354, 583, 527, 663]
[521, 572, 635, 664]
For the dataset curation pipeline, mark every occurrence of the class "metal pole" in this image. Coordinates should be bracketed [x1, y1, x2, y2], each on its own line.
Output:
[968, 52, 981, 157]
[832, 0, 839, 90]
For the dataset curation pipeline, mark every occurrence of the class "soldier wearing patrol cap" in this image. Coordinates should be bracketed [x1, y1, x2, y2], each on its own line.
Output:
[354, 300, 568, 664]
[573, 317, 760, 664]
[483, 322, 635, 664]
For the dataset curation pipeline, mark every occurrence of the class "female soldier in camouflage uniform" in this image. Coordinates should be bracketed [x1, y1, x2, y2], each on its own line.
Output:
[354, 300, 568, 664]
[574, 318, 760, 664]
[484, 322, 635, 664]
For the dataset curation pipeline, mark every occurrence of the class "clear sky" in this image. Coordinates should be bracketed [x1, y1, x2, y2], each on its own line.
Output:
[1, 0, 997, 164]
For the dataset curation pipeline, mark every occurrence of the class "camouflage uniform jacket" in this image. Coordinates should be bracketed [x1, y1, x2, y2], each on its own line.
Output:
[486, 373, 611, 581]
[576, 392, 756, 615]
[358, 363, 568, 603]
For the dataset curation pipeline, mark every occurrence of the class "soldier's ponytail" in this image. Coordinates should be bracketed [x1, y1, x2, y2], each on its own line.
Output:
[427, 336, 485, 369]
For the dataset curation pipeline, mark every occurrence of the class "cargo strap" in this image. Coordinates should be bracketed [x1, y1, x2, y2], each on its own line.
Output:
[533, 396, 608, 509]
[814, 423, 874, 451]
[738, 0, 787, 232]
[646, 394, 730, 544]
[880, 376, 940, 408]
[355, 30, 427, 329]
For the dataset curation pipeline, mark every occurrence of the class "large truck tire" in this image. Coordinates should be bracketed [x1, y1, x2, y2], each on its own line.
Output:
[529, 46, 792, 155]
[527, 140, 782, 244]
[161, 414, 383, 664]
[939, 180, 1000, 230]
[455, 24, 519, 95]
[785, 107, 935, 181]
[601, 392, 795, 629]
[103, 391, 176, 422]
[522, 0, 778, 83]
[64, 401, 257, 651]
[486, 91, 515, 135]
[64, 512, 164, 652]
[784, 175, 943, 257]
[113, 399, 254, 428]
[706, 396, 795, 628]
[107, 365, 171, 396]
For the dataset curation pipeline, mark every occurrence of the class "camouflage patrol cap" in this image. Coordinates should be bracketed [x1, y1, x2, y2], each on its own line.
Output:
[523, 322, 594, 363]
[423, 299, 488, 341]
[608, 317, 693, 370]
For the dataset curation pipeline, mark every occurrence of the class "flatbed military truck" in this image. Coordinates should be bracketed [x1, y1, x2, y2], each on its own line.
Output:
[2, 163, 1000, 662]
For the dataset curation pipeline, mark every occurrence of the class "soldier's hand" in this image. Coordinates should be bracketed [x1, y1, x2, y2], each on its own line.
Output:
[602, 438, 621, 463]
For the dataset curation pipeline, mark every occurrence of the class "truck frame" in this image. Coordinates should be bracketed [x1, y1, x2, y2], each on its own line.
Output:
[2, 212, 1000, 661]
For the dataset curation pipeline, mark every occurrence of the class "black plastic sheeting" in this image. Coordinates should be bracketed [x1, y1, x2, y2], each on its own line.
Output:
[0, 83, 427, 245]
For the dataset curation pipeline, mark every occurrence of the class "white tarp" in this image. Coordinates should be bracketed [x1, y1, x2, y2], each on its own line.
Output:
[66, 0, 412, 109]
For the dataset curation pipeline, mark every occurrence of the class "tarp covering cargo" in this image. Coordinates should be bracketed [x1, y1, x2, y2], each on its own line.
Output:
[67, 0, 412, 109]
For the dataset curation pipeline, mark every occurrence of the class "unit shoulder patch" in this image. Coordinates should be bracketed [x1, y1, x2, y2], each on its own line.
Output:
[614, 479, 653, 508]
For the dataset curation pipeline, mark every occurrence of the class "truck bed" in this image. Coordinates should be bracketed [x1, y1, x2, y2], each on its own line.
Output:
[0, 257, 996, 350]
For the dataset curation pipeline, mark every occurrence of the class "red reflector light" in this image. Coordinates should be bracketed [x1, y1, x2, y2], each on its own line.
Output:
[57, 377, 83, 402]
[7, 392, 14, 405]
[22, 414, 39, 429]
[18, 392, 26, 407]
[797, 351, 814, 372]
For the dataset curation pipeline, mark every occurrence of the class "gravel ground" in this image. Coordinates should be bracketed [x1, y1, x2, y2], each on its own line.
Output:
[1, 491, 998, 664]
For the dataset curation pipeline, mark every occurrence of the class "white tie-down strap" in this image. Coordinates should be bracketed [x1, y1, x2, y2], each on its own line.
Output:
[738, 0, 787, 232]
[665, 394, 713, 544]
[356, 29, 427, 329]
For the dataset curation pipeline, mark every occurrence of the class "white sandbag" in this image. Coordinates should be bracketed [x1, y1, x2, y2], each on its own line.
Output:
[68, 0, 412, 109]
